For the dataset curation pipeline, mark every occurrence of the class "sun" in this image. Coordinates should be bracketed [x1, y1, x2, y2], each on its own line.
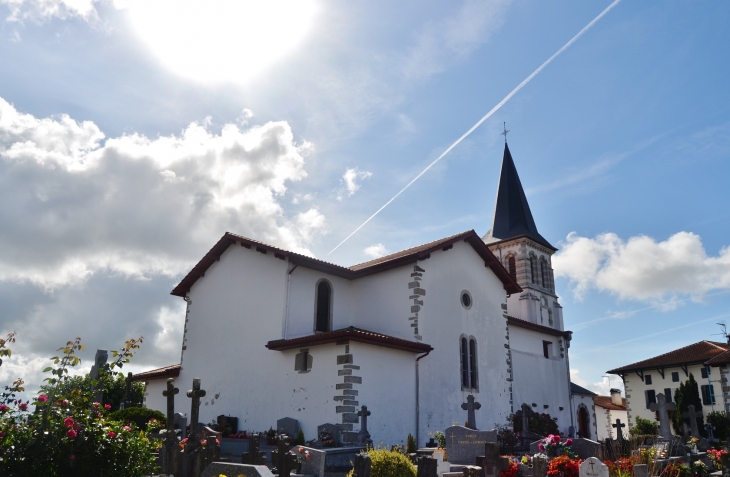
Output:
[124, 0, 318, 85]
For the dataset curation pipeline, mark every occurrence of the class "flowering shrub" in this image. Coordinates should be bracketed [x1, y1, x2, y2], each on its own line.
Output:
[693, 461, 708, 477]
[605, 457, 637, 477]
[665, 463, 692, 477]
[547, 455, 582, 477]
[536, 434, 574, 458]
[708, 449, 727, 470]
[0, 334, 157, 477]
[500, 460, 519, 477]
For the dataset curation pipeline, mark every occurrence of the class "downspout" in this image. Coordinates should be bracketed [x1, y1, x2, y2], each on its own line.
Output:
[564, 332, 575, 435]
[283, 262, 298, 339]
[416, 350, 431, 447]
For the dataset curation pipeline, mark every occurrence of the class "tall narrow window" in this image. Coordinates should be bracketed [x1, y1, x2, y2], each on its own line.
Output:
[315, 280, 332, 332]
[540, 257, 549, 290]
[460, 336, 478, 391]
[507, 255, 516, 281]
[530, 254, 538, 284]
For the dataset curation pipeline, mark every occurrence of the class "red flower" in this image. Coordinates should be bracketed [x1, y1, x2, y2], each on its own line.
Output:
[74, 423, 82, 431]
[552, 434, 561, 444]
[18, 402, 28, 412]
[0, 404, 8, 413]
[93, 402, 100, 409]
[108, 431, 116, 438]
[38, 395, 48, 403]
[64, 417, 75, 427]
[104, 404, 111, 410]
[69, 455, 76, 462]
[66, 429, 78, 439]
[299, 446, 305, 452]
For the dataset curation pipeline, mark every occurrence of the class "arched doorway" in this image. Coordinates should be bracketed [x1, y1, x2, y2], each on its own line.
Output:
[577, 404, 591, 439]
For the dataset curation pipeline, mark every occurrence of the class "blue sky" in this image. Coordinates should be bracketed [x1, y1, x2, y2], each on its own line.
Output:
[1, 0, 729, 400]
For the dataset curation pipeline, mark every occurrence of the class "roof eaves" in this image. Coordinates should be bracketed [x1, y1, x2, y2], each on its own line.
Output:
[266, 327, 433, 354]
[507, 316, 572, 338]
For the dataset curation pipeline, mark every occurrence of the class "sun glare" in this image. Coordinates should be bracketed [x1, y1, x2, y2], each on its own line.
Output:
[125, 0, 318, 84]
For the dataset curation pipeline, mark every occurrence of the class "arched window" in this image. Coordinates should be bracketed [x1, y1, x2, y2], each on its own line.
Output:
[507, 255, 516, 281]
[460, 336, 479, 391]
[540, 257, 550, 292]
[314, 280, 332, 332]
[529, 254, 538, 285]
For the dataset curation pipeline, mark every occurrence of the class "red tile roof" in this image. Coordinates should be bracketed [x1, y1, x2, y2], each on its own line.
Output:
[131, 363, 180, 382]
[171, 230, 521, 297]
[705, 349, 730, 367]
[594, 395, 627, 411]
[266, 326, 433, 354]
[606, 341, 728, 374]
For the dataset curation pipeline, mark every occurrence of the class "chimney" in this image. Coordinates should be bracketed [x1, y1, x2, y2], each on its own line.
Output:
[610, 388, 622, 406]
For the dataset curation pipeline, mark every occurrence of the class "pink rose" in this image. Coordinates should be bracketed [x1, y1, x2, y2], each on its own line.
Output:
[38, 395, 48, 403]
[538, 443, 545, 451]
[64, 417, 75, 427]
[123, 426, 132, 432]
[108, 431, 116, 438]
[93, 402, 100, 409]
[306, 452, 311, 459]
[565, 439, 573, 446]
[104, 404, 111, 410]
[552, 435, 561, 444]
[66, 429, 78, 439]
[299, 447, 305, 452]
[0, 404, 8, 413]
[18, 402, 28, 412]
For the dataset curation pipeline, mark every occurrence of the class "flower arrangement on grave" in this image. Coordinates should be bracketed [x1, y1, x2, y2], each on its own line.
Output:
[708, 448, 728, 470]
[500, 459, 520, 477]
[428, 430, 446, 449]
[521, 454, 532, 466]
[0, 334, 157, 477]
[692, 461, 708, 477]
[292, 446, 311, 464]
[265, 426, 278, 445]
[227, 431, 249, 439]
[665, 462, 692, 477]
[546, 455, 582, 477]
[319, 430, 335, 447]
[537, 434, 574, 458]
[605, 457, 637, 477]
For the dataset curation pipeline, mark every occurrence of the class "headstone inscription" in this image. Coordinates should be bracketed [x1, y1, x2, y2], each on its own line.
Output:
[579, 457, 609, 477]
[161, 378, 181, 475]
[89, 349, 108, 404]
[277, 417, 299, 438]
[353, 453, 371, 477]
[200, 462, 274, 477]
[445, 426, 498, 465]
[649, 393, 676, 438]
[417, 455, 438, 477]
[612, 419, 626, 442]
[242, 433, 267, 465]
[357, 405, 373, 446]
[633, 464, 648, 477]
[461, 395, 482, 430]
[683, 405, 703, 438]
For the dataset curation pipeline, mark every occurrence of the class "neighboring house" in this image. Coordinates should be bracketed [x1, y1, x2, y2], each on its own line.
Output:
[134, 143, 576, 446]
[593, 389, 628, 441]
[131, 363, 180, 412]
[607, 340, 729, 435]
[570, 382, 597, 440]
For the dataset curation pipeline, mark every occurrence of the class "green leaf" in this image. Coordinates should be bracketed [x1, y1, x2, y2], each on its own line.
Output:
[43, 367, 52, 372]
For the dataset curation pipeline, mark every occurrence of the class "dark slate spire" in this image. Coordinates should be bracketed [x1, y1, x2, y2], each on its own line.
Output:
[483, 143, 555, 250]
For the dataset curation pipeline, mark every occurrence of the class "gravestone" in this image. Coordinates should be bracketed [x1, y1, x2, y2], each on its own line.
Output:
[681, 422, 691, 441]
[633, 464, 648, 477]
[353, 453, 371, 477]
[444, 425, 498, 465]
[570, 438, 602, 460]
[476, 442, 501, 477]
[579, 457, 609, 477]
[462, 395, 482, 430]
[292, 446, 325, 477]
[521, 404, 532, 432]
[120, 372, 133, 409]
[242, 433, 267, 465]
[612, 419, 626, 442]
[271, 437, 297, 477]
[433, 449, 450, 477]
[649, 394, 676, 438]
[532, 455, 549, 477]
[183, 377, 210, 477]
[417, 455, 438, 477]
[218, 414, 239, 435]
[201, 462, 274, 477]
[277, 417, 299, 438]
[317, 423, 339, 447]
[161, 378, 181, 475]
[463, 466, 482, 477]
[174, 412, 188, 439]
[89, 349, 108, 403]
[357, 405, 373, 446]
[683, 405, 703, 438]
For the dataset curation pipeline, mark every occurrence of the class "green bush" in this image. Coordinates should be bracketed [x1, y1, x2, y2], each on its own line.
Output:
[108, 407, 166, 432]
[406, 433, 416, 453]
[295, 428, 305, 445]
[630, 416, 658, 436]
[707, 412, 730, 440]
[347, 447, 417, 477]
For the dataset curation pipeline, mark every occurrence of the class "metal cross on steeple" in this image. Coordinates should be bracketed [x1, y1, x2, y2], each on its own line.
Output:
[501, 122, 510, 144]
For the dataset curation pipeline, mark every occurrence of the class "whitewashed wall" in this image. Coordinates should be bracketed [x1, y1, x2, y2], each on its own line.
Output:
[570, 393, 597, 440]
[595, 405, 628, 440]
[143, 378, 168, 414]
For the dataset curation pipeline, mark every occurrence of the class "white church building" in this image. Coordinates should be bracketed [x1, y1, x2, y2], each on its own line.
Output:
[136, 143, 575, 446]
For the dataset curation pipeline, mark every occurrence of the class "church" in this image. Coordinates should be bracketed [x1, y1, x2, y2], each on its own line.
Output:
[136, 143, 574, 447]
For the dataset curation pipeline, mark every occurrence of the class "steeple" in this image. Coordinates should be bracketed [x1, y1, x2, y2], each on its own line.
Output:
[483, 143, 555, 250]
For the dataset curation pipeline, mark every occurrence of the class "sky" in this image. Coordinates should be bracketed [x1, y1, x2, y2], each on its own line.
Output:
[1, 0, 730, 403]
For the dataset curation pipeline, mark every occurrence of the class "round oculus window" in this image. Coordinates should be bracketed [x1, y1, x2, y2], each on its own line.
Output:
[461, 291, 472, 309]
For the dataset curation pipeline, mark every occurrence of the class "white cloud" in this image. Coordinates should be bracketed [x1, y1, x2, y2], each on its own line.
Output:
[364, 243, 388, 259]
[0, 96, 320, 290]
[341, 167, 372, 199]
[553, 231, 730, 306]
[571, 368, 623, 396]
[1, 0, 99, 22]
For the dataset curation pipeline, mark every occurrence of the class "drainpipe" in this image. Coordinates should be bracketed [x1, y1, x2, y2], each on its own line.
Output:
[416, 350, 431, 447]
[283, 262, 298, 339]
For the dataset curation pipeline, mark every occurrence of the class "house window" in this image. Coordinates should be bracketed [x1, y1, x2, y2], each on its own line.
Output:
[507, 255, 516, 281]
[460, 336, 479, 391]
[645, 374, 652, 385]
[295, 349, 313, 373]
[543, 341, 552, 359]
[664, 388, 673, 402]
[645, 390, 656, 409]
[702, 384, 716, 405]
[701, 367, 710, 379]
[314, 280, 333, 332]
[672, 372, 679, 382]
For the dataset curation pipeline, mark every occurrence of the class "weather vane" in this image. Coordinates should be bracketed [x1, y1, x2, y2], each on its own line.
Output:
[501, 122, 510, 144]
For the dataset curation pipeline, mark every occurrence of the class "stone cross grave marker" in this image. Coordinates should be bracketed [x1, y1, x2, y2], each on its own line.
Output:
[462, 395, 481, 429]
[186, 378, 206, 441]
[612, 419, 626, 442]
[579, 457, 609, 477]
[121, 371, 133, 409]
[681, 422, 691, 441]
[242, 433, 266, 465]
[633, 464, 648, 477]
[521, 403, 531, 433]
[683, 405, 703, 438]
[353, 453, 371, 477]
[417, 455, 438, 477]
[649, 393, 676, 438]
[271, 436, 297, 477]
[463, 466, 482, 477]
[161, 378, 180, 475]
[357, 405, 373, 446]
[184, 378, 207, 477]
[89, 349, 108, 404]
[478, 442, 501, 477]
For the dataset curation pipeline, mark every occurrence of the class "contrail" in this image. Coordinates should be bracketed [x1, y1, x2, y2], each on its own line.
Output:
[328, 0, 621, 256]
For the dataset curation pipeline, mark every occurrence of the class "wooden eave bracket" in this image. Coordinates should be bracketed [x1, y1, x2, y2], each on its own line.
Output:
[657, 367, 665, 379]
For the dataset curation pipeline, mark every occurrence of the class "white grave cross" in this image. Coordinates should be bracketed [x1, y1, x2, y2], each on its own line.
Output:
[580, 457, 609, 477]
